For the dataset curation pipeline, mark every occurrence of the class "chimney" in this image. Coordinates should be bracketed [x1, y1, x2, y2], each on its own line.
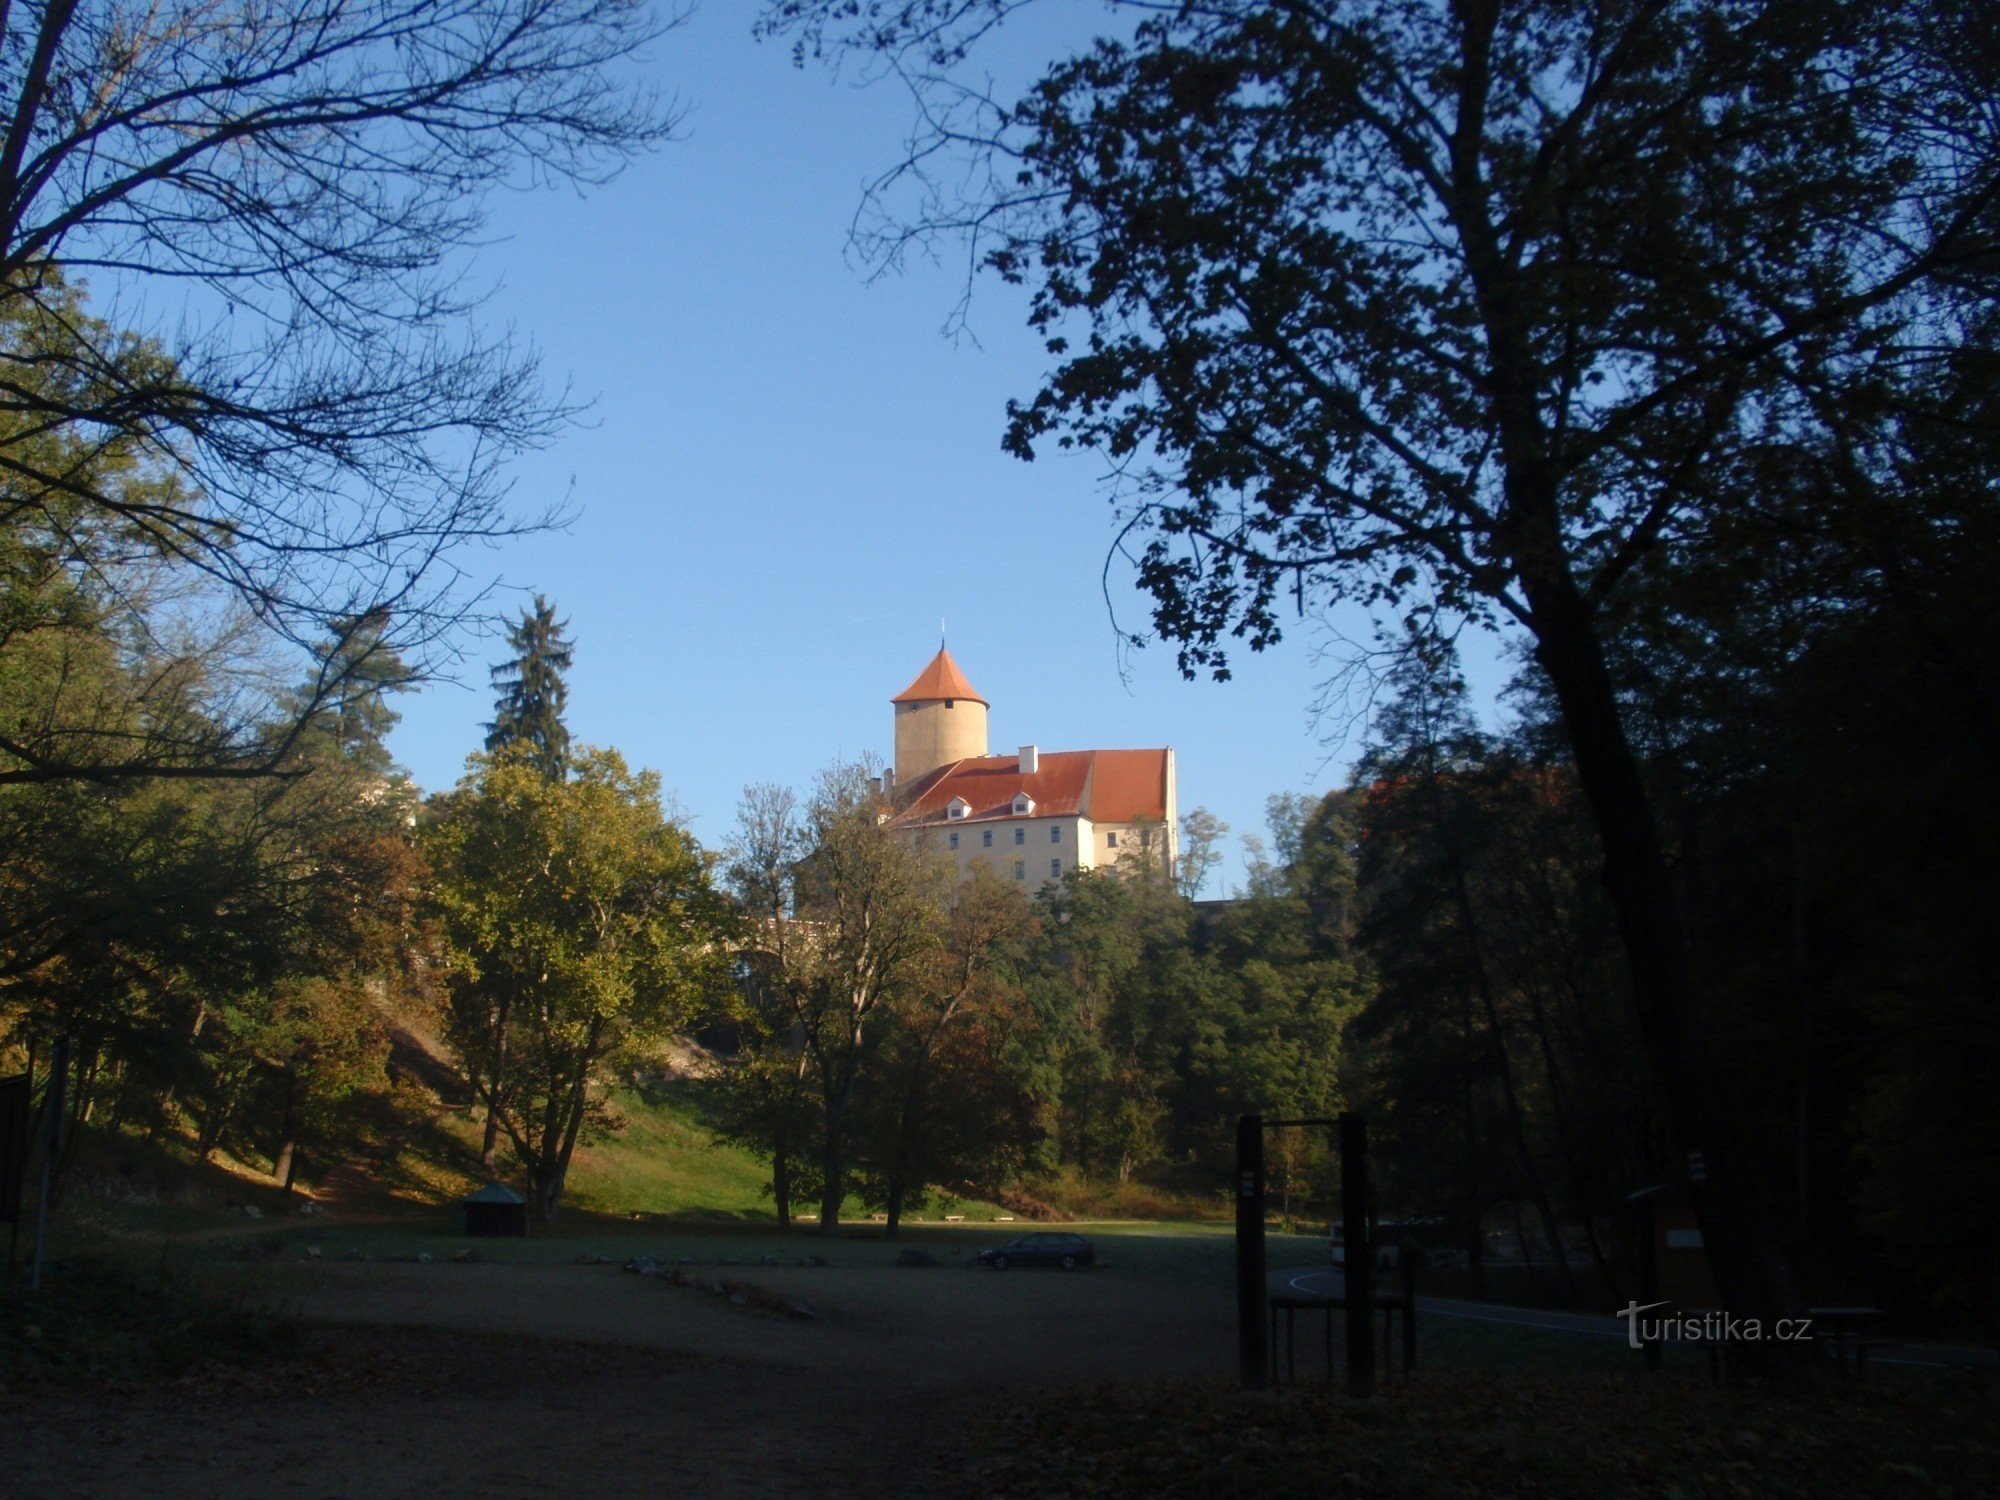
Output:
[1018, 744, 1039, 776]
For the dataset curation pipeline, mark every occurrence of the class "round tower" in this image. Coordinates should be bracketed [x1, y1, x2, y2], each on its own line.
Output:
[892, 647, 989, 787]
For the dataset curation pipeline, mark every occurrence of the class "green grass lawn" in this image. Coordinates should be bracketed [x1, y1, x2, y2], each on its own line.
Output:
[560, 1082, 782, 1219]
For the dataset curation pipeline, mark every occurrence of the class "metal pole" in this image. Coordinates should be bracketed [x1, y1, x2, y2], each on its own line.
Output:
[1340, 1110, 1374, 1397]
[1235, 1113, 1268, 1390]
[30, 1034, 71, 1293]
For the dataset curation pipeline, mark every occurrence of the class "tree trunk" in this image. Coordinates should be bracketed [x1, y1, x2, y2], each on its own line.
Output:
[771, 1134, 792, 1231]
[1462, 994, 1487, 1299]
[1522, 563, 1810, 1368]
[885, 1178, 904, 1238]
[1509, 1196, 1545, 1302]
[273, 1067, 303, 1194]
[816, 1039, 861, 1238]
[535, 1020, 602, 1224]
[481, 995, 512, 1172]
[197, 1081, 238, 1161]
[1075, 1074, 1094, 1174]
[1426, 745, 1576, 1303]
[481, 1102, 502, 1172]
[1516, 977, 1617, 1283]
[1791, 814, 1814, 1236]
[818, 1133, 844, 1236]
[49, 1040, 95, 1210]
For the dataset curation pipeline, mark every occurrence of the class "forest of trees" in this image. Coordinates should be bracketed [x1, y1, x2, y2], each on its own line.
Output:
[714, 764, 1366, 1237]
[758, 0, 2000, 1348]
[0, 0, 1991, 1359]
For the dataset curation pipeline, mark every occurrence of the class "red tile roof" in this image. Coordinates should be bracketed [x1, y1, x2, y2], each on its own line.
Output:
[1088, 749, 1176, 824]
[891, 648, 987, 707]
[890, 748, 1169, 828]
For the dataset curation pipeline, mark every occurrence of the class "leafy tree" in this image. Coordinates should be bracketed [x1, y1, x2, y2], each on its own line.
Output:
[426, 746, 726, 1220]
[0, 0, 678, 773]
[451, 595, 577, 1165]
[721, 781, 820, 1227]
[485, 596, 576, 781]
[1175, 806, 1228, 899]
[1167, 894, 1365, 1177]
[850, 868, 1035, 1234]
[760, 0, 2000, 1346]
[727, 772, 1037, 1236]
[789, 763, 950, 1234]
[0, 278, 261, 789]
[1024, 867, 1187, 1173]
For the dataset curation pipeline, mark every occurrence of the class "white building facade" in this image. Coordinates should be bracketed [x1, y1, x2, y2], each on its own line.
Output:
[883, 648, 1176, 887]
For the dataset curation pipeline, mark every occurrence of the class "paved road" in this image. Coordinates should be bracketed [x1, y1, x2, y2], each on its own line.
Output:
[1276, 1267, 1999, 1370]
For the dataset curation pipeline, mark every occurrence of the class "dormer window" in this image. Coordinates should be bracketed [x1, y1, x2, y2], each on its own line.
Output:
[1011, 793, 1035, 816]
[946, 797, 970, 820]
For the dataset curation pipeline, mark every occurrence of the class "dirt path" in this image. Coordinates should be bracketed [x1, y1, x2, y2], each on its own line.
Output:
[1, 1260, 1238, 1498]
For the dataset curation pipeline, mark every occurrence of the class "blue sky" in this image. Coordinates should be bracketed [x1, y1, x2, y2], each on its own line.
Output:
[382, 4, 1514, 893]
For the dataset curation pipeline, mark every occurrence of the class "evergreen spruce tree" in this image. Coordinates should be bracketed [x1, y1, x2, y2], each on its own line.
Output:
[468, 594, 575, 1166]
[485, 596, 574, 781]
[301, 609, 417, 783]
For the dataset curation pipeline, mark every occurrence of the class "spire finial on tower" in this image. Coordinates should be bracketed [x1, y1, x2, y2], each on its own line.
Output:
[940, 617, 946, 651]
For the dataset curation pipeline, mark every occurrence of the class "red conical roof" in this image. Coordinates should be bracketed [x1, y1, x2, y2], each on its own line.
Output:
[892, 647, 987, 706]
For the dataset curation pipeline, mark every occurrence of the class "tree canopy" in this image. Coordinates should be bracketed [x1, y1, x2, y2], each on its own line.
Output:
[425, 745, 727, 1220]
[761, 0, 2000, 1354]
[0, 0, 677, 784]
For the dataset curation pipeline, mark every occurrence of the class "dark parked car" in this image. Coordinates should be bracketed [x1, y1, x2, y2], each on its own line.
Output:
[977, 1232, 1095, 1270]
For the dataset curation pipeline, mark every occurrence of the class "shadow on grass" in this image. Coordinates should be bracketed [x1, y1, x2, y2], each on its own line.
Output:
[0, 1255, 299, 1389]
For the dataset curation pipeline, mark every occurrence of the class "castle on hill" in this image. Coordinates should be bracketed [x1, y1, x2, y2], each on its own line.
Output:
[881, 646, 1177, 887]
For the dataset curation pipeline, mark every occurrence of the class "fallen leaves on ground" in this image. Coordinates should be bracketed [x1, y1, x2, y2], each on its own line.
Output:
[965, 1369, 2000, 1498]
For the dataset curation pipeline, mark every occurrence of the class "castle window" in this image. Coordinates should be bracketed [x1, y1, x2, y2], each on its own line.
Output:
[1107, 831, 1119, 848]
[982, 830, 993, 847]
[1014, 827, 1025, 846]
[1013, 860, 1025, 880]
[946, 797, 969, 820]
[1051, 859, 1061, 878]
[1050, 826, 1060, 844]
[949, 831, 959, 849]
[1011, 792, 1036, 816]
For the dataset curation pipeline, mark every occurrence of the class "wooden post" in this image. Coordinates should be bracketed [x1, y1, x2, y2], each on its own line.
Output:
[1340, 1110, 1374, 1397]
[1235, 1114, 1268, 1390]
